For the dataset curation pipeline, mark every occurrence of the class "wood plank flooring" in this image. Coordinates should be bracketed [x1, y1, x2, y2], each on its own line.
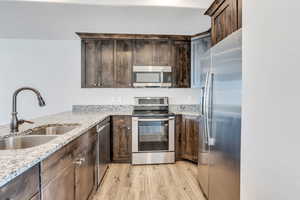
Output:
[93, 161, 205, 200]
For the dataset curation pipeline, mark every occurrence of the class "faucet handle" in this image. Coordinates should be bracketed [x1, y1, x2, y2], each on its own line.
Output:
[18, 120, 34, 125]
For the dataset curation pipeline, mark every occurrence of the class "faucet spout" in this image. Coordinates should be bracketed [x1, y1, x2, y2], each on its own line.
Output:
[10, 87, 46, 133]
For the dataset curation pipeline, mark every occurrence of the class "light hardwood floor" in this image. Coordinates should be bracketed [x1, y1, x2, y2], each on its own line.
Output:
[93, 161, 206, 200]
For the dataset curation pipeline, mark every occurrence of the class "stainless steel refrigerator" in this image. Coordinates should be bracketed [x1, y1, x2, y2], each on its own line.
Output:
[198, 29, 242, 200]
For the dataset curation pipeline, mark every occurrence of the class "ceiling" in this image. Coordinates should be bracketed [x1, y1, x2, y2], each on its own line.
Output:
[4, 0, 214, 8]
[0, 1, 211, 40]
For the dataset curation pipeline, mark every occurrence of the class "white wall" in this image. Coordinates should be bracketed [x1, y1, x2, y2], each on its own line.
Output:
[0, 2, 210, 40]
[0, 39, 200, 125]
[242, 1, 300, 199]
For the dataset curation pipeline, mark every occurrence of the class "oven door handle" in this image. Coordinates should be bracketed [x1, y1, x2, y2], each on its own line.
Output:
[137, 118, 173, 122]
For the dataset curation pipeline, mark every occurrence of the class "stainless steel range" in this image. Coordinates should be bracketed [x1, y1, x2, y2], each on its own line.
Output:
[132, 97, 175, 165]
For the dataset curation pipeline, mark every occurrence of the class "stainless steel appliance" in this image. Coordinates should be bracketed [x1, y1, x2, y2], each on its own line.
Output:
[132, 97, 175, 165]
[198, 29, 242, 200]
[133, 66, 172, 88]
[96, 118, 110, 186]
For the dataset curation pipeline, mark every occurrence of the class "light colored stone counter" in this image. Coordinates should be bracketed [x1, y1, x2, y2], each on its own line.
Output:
[0, 111, 131, 188]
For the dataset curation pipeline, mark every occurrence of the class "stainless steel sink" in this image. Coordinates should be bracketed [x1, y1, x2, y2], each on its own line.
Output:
[28, 124, 80, 136]
[0, 135, 57, 150]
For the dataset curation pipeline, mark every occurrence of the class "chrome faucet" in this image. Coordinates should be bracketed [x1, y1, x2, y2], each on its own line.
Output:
[10, 87, 46, 133]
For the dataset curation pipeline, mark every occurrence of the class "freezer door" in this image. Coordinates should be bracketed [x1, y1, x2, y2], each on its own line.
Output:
[208, 29, 242, 200]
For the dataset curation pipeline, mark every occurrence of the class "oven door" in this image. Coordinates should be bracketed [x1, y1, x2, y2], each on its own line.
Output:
[132, 117, 175, 153]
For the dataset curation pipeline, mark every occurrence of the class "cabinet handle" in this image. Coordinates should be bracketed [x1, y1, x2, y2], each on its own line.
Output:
[73, 157, 85, 166]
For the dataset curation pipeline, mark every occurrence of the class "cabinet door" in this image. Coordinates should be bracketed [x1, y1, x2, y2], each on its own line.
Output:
[153, 40, 171, 66]
[0, 165, 40, 200]
[83, 40, 114, 88]
[112, 116, 132, 162]
[115, 40, 133, 88]
[97, 40, 115, 87]
[84, 40, 98, 88]
[181, 116, 200, 162]
[41, 165, 75, 200]
[133, 40, 153, 66]
[75, 143, 96, 200]
[211, 0, 238, 45]
[173, 41, 191, 88]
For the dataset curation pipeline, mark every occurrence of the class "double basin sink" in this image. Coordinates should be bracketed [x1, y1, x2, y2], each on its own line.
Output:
[0, 124, 80, 150]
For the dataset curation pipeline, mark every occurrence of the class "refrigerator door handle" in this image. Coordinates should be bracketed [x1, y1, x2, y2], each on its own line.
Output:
[203, 72, 210, 145]
[207, 72, 215, 146]
[201, 87, 205, 115]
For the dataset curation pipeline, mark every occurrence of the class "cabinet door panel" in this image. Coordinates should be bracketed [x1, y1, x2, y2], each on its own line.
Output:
[116, 40, 133, 88]
[153, 40, 170, 66]
[181, 116, 199, 162]
[0, 165, 39, 200]
[173, 41, 191, 88]
[98, 40, 114, 87]
[112, 116, 132, 162]
[75, 144, 96, 200]
[85, 40, 98, 88]
[41, 165, 75, 200]
[211, 0, 238, 45]
[134, 40, 153, 66]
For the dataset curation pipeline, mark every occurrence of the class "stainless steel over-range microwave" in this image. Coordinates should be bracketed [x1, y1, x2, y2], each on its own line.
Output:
[133, 66, 172, 88]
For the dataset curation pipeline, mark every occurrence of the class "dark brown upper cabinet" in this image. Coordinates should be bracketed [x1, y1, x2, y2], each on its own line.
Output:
[153, 40, 171, 66]
[172, 41, 191, 88]
[112, 115, 132, 163]
[205, 0, 242, 45]
[115, 40, 133, 88]
[82, 40, 114, 88]
[133, 39, 171, 66]
[77, 33, 191, 88]
[133, 40, 153, 66]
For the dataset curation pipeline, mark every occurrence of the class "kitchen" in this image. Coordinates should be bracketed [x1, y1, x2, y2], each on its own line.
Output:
[0, 1, 299, 200]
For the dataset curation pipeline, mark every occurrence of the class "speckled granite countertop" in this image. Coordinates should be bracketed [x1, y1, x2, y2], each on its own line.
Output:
[0, 111, 131, 188]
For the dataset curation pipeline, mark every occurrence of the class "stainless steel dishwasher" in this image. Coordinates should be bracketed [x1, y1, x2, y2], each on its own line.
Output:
[96, 118, 111, 187]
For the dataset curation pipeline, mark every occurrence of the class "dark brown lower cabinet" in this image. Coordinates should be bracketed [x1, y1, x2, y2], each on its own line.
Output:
[180, 115, 200, 163]
[112, 115, 132, 163]
[41, 127, 97, 200]
[0, 164, 40, 200]
[41, 165, 75, 200]
[75, 141, 97, 200]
